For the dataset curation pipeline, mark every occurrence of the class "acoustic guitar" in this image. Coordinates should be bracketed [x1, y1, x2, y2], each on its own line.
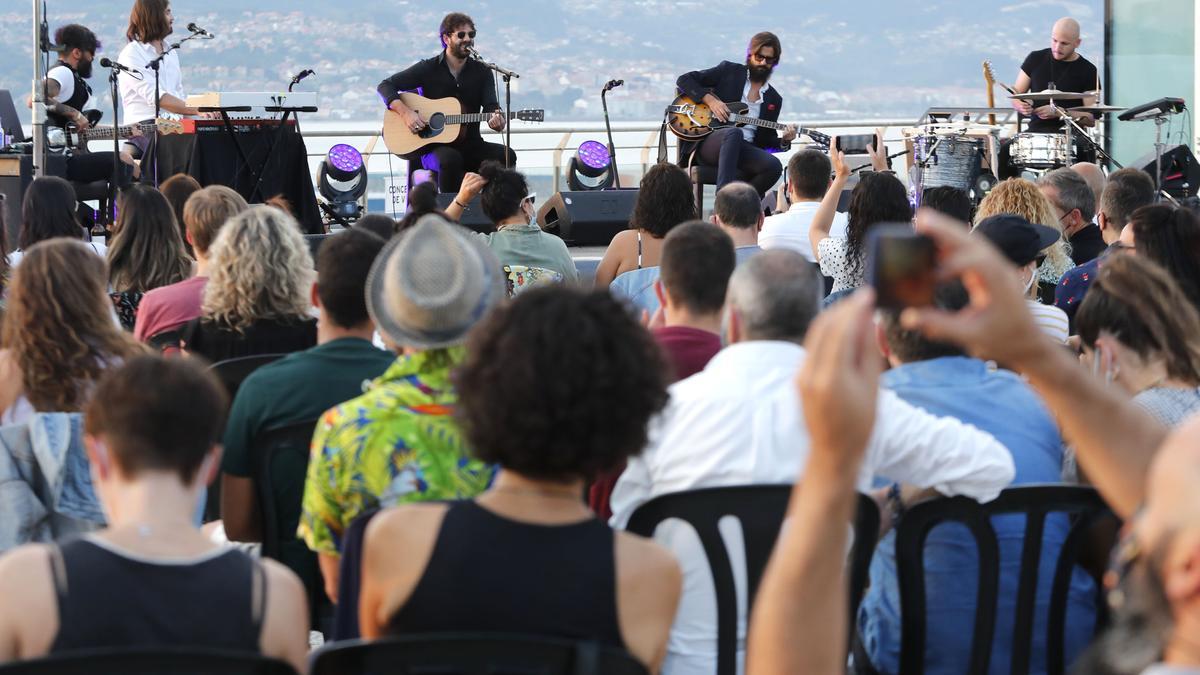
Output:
[665, 94, 830, 149]
[382, 92, 544, 156]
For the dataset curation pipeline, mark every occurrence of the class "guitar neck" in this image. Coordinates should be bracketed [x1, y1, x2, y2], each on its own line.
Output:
[81, 124, 144, 141]
[729, 113, 786, 131]
[445, 113, 495, 125]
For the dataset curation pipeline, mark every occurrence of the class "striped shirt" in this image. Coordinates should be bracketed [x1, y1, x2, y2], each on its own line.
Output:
[1026, 299, 1070, 344]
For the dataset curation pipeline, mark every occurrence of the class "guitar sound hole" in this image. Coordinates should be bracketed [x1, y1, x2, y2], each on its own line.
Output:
[421, 113, 445, 139]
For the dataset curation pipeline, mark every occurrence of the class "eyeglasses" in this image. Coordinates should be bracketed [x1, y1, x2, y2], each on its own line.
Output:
[452, 30, 476, 40]
[751, 51, 779, 65]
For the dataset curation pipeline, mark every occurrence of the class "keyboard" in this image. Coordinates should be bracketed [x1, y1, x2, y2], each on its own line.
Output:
[186, 91, 318, 111]
[179, 118, 298, 134]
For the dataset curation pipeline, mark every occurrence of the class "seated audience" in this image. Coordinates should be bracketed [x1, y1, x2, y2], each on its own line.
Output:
[0, 356, 307, 671]
[974, 177, 1074, 299]
[919, 185, 974, 223]
[1038, 168, 1103, 265]
[610, 249, 1014, 675]
[1055, 167, 1156, 324]
[299, 215, 501, 601]
[0, 240, 144, 425]
[133, 185, 247, 346]
[182, 206, 317, 363]
[404, 180, 448, 232]
[9, 177, 102, 267]
[353, 214, 397, 241]
[158, 173, 202, 256]
[473, 161, 578, 282]
[711, 181, 763, 263]
[1077, 254, 1200, 427]
[221, 228, 393, 600]
[360, 287, 682, 672]
[761, 148, 846, 260]
[597, 163, 697, 311]
[859, 282, 1096, 674]
[1120, 204, 1200, 314]
[974, 214, 1071, 343]
[810, 149, 912, 293]
[1070, 161, 1107, 220]
[106, 184, 193, 330]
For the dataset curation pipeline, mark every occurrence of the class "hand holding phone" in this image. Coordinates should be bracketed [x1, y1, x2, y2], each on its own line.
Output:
[866, 224, 938, 310]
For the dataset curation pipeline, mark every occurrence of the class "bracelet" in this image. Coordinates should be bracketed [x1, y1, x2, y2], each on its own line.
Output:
[453, 199, 468, 209]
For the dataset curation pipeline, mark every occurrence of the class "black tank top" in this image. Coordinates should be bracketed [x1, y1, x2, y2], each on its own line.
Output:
[47, 60, 90, 129]
[386, 500, 625, 649]
[48, 537, 265, 654]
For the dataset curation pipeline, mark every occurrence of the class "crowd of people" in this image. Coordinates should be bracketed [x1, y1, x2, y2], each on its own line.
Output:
[3, 118, 1200, 675]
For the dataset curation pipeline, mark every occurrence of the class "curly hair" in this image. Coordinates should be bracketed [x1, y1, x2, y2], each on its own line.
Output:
[478, 160, 528, 224]
[455, 287, 670, 481]
[107, 184, 193, 293]
[630, 163, 697, 238]
[975, 178, 1074, 284]
[201, 206, 314, 332]
[2, 240, 144, 412]
[845, 172, 912, 279]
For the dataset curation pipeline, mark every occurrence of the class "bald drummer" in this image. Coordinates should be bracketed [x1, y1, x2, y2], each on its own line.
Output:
[1010, 17, 1099, 133]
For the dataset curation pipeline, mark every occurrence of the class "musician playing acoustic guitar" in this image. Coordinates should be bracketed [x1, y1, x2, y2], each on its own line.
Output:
[676, 32, 797, 197]
[377, 12, 515, 194]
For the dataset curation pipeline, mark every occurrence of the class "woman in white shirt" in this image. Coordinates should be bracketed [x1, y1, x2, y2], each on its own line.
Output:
[117, 0, 202, 156]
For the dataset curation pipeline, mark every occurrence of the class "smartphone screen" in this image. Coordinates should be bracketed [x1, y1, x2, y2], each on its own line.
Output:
[834, 133, 876, 155]
[866, 224, 938, 310]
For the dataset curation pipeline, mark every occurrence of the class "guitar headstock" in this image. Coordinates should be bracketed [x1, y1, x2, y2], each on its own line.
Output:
[982, 60, 996, 88]
[514, 109, 545, 123]
[804, 128, 832, 150]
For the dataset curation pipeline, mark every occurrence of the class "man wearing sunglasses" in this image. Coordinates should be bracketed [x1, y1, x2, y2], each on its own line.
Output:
[377, 12, 514, 194]
[676, 31, 797, 198]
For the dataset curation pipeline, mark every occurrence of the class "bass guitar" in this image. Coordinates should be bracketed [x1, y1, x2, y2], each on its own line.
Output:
[382, 92, 544, 156]
[50, 118, 185, 152]
[665, 94, 830, 149]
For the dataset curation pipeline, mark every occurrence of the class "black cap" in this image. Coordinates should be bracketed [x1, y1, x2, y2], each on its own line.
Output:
[973, 214, 1061, 267]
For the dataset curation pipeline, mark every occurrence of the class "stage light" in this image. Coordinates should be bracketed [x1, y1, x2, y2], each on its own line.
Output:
[567, 140, 615, 191]
[318, 143, 367, 222]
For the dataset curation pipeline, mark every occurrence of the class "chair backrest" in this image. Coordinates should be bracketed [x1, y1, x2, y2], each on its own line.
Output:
[146, 328, 184, 353]
[255, 418, 319, 561]
[625, 485, 879, 675]
[893, 484, 1112, 675]
[0, 647, 297, 675]
[208, 354, 287, 402]
[310, 634, 648, 675]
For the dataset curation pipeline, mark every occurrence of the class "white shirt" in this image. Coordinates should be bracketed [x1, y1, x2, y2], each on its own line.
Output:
[47, 65, 97, 113]
[1027, 299, 1069, 344]
[739, 80, 770, 143]
[117, 41, 185, 123]
[760, 202, 848, 262]
[610, 340, 1015, 675]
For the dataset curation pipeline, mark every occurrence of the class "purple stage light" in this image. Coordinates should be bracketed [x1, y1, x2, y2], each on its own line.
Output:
[328, 144, 363, 175]
[576, 140, 611, 172]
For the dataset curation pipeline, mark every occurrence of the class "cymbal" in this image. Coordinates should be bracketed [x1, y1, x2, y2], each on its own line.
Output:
[1070, 104, 1126, 114]
[1009, 89, 1087, 102]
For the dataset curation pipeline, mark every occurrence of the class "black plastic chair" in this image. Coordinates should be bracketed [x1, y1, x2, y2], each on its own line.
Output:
[625, 485, 879, 675]
[255, 418, 320, 561]
[0, 647, 297, 675]
[678, 143, 751, 213]
[208, 354, 287, 403]
[146, 327, 183, 353]
[309, 634, 648, 675]
[886, 485, 1113, 675]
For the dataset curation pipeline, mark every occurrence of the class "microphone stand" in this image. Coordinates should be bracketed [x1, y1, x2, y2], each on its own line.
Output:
[1048, 100, 1124, 170]
[108, 66, 121, 224]
[472, 52, 518, 168]
[144, 30, 205, 186]
[601, 83, 621, 189]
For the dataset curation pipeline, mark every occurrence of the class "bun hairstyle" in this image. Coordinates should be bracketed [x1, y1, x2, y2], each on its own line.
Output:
[478, 160, 530, 225]
[408, 181, 439, 216]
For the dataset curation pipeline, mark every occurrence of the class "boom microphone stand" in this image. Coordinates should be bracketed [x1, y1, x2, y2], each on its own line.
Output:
[601, 79, 623, 189]
[1048, 100, 1124, 171]
[144, 29, 207, 186]
[469, 48, 517, 168]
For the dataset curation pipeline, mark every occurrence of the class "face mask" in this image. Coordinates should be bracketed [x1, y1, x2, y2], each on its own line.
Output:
[1022, 266, 1037, 295]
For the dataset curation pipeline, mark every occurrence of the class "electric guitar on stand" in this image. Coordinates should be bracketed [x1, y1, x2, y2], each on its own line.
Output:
[665, 94, 831, 149]
[382, 92, 544, 156]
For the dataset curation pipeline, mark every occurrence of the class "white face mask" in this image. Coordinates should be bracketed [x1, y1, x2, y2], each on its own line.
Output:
[1022, 265, 1038, 295]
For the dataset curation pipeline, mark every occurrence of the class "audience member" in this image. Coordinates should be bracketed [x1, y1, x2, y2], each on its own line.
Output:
[974, 214, 1071, 343]
[0, 240, 144, 425]
[597, 163, 697, 312]
[182, 206, 317, 363]
[919, 185, 974, 223]
[106, 184, 193, 330]
[1120, 204, 1200, 314]
[9, 177, 101, 267]
[1055, 167, 1157, 324]
[221, 228, 392, 600]
[810, 149, 912, 293]
[299, 215, 501, 601]
[1039, 168, 1103, 265]
[859, 281, 1096, 674]
[610, 249, 1014, 675]
[0, 356, 307, 671]
[1070, 161, 1106, 220]
[353, 214, 397, 241]
[974, 177, 1074, 299]
[158, 173, 201, 256]
[360, 287, 682, 672]
[1076, 254, 1200, 427]
[403, 180, 446, 232]
[473, 161, 578, 282]
[133, 185, 247, 346]
[711, 181, 764, 263]
[761, 148, 846, 260]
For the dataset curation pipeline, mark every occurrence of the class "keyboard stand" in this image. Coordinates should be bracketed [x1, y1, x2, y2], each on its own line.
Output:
[250, 105, 319, 203]
[198, 105, 259, 191]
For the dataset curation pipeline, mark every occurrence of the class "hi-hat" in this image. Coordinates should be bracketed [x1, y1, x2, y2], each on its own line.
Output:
[1009, 89, 1087, 102]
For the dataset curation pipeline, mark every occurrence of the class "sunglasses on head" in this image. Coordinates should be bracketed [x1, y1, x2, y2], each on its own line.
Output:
[522, 193, 537, 206]
[452, 30, 476, 40]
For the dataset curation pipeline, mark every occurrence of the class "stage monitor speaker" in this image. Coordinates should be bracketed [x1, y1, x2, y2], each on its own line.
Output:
[537, 189, 638, 247]
[435, 193, 494, 234]
[1133, 144, 1200, 199]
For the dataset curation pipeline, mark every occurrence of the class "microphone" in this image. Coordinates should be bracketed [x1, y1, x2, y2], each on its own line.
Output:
[467, 47, 484, 62]
[603, 79, 624, 93]
[186, 22, 215, 38]
[99, 57, 143, 80]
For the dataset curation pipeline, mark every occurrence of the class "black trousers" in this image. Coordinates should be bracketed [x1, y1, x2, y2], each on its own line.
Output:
[418, 136, 517, 193]
[698, 127, 782, 196]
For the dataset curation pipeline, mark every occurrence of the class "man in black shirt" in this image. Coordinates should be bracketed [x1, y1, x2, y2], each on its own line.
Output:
[376, 12, 514, 194]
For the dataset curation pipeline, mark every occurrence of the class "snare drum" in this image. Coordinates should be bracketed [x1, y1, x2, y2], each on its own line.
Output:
[1009, 132, 1071, 169]
[912, 135, 983, 191]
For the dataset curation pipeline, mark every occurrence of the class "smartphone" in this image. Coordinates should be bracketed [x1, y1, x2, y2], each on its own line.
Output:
[834, 133, 877, 155]
[866, 224, 938, 310]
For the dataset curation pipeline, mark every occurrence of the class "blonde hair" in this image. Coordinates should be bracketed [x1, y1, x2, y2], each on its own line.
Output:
[201, 206, 314, 332]
[974, 178, 1074, 283]
[183, 185, 247, 256]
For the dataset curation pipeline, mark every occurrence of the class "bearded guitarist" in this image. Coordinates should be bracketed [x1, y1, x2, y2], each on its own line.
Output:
[675, 32, 797, 197]
[377, 12, 515, 193]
